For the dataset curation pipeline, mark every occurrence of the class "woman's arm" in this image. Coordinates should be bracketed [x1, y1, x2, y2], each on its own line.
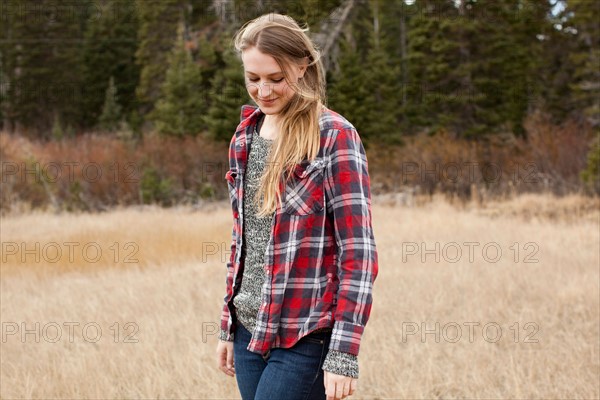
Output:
[323, 125, 379, 357]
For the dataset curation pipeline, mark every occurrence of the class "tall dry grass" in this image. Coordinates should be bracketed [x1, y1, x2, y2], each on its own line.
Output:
[1, 193, 598, 399]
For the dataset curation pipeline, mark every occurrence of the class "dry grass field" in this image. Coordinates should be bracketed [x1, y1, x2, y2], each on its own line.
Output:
[1, 193, 599, 399]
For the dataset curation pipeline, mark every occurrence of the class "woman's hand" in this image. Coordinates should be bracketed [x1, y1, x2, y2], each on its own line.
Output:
[324, 370, 357, 399]
[216, 340, 235, 377]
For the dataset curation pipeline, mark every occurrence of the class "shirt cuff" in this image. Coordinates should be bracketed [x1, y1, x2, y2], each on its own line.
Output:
[219, 329, 234, 342]
[322, 349, 359, 379]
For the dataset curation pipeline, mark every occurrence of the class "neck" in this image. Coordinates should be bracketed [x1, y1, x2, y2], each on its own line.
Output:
[263, 114, 279, 127]
[261, 102, 324, 128]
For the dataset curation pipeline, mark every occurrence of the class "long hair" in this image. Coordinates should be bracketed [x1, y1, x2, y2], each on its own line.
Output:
[232, 13, 327, 217]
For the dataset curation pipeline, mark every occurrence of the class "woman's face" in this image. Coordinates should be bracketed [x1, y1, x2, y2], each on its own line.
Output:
[242, 46, 306, 116]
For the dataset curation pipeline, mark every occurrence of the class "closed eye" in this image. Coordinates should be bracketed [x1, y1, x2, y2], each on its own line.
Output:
[248, 78, 284, 83]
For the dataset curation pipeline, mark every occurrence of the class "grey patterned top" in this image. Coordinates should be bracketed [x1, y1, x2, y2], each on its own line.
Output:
[233, 133, 275, 332]
[219, 122, 359, 379]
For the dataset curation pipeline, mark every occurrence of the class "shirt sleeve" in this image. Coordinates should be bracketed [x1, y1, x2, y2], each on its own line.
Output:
[323, 126, 379, 357]
[220, 135, 239, 341]
[219, 225, 236, 339]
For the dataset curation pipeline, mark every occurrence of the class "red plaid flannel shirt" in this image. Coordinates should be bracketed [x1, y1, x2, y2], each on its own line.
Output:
[220, 104, 379, 357]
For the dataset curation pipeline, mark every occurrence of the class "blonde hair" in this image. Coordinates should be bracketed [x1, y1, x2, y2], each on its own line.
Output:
[232, 13, 327, 217]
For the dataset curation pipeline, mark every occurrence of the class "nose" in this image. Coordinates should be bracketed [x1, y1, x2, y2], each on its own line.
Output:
[258, 83, 273, 97]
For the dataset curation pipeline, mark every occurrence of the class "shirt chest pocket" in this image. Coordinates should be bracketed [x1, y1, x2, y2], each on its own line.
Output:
[284, 158, 327, 215]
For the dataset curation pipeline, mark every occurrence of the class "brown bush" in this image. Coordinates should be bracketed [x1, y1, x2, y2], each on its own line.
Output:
[0, 131, 228, 215]
[1, 111, 596, 215]
[367, 111, 596, 203]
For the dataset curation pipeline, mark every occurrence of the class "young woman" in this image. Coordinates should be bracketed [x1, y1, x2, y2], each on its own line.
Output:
[215, 12, 379, 400]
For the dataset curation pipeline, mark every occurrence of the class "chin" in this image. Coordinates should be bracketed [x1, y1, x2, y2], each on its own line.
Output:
[259, 106, 280, 114]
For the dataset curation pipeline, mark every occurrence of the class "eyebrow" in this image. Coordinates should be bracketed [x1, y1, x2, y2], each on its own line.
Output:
[245, 71, 283, 76]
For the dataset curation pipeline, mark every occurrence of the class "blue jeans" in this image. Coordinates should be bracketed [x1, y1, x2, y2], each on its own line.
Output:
[233, 321, 331, 400]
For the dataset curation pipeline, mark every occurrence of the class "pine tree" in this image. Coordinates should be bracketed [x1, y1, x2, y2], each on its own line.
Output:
[308, 0, 346, 27]
[580, 135, 600, 194]
[204, 35, 250, 142]
[51, 113, 65, 140]
[404, 0, 554, 139]
[98, 76, 123, 132]
[2, 0, 84, 137]
[405, 0, 464, 135]
[537, 3, 578, 124]
[471, 0, 554, 138]
[328, 37, 372, 144]
[468, 0, 519, 136]
[151, 21, 206, 137]
[135, 0, 189, 117]
[364, 0, 403, 145]
[80, 0, 140, 129]
[563, 0, 600, 127]
[328, 0, 378, 147]
[0, 0, 17, 131]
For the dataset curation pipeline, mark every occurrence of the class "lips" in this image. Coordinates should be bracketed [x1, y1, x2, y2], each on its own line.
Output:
[260, 98, 278, 104]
